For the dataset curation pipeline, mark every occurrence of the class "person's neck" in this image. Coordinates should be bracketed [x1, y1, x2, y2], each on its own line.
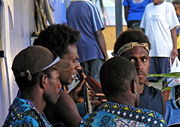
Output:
[139, 83, 145, 94]
[154, 0, 164, 5]
[108, 92, 135, 107]
[139, 80, 149, 94]
[20, 88, 46, 114]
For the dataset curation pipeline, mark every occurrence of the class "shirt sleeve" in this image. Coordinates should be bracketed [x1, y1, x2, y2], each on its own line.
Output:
[167, 3, 180, 30]
[90, 4, 105, 32]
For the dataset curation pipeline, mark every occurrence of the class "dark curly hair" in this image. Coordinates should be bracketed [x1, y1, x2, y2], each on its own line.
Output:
[34, 24, 80, 58]
[113, 29, 151, 55]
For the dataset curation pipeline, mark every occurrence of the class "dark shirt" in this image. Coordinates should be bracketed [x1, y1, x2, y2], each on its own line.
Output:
[139, 85, 164, 115]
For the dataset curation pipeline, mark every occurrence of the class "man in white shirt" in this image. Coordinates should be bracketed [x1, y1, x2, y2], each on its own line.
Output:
[140, 0, 180, 82]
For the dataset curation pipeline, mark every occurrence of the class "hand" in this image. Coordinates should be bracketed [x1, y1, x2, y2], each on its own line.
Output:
[171, 48, 178, 62]
[69, 79, 85, 103]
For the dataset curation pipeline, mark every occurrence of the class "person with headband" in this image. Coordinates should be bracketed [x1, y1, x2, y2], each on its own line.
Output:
[3, 46, 62, 126]
[80, 56, 167, 127]
[113, 29, 164, 116]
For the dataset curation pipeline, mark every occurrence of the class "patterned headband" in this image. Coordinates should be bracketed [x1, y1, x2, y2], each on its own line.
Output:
[114, 42, 149, 56]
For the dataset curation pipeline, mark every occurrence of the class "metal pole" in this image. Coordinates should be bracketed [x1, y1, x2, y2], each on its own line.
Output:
[115, 0, 122, 38]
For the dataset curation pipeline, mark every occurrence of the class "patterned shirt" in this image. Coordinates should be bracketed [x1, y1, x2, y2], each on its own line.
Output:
[80, 102, 167, 127]
[3, 97, 52, 127]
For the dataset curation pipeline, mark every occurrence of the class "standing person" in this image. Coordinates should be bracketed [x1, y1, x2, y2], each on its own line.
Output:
[113, 29, 164, 115]
[80, 57, 167, 127]
[140, 0, 180, 82]
[66, 0, 108, 83]
[3, 46, 62, 126]
[123, 0, 152, 29]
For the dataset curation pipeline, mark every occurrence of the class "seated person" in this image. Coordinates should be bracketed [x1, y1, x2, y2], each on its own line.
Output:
[165, 84, 180, 126]
[3, 46, 62, 126]
[113, 29, 164, 116]
[34, 24, 103, 126]
[80, 56, 167, 126]
[34, 24, 82, 101]
[34, 24, 84, 126]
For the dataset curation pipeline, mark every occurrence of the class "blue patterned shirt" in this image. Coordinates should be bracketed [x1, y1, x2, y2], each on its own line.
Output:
[80, 102, 167, 127]
[3, 97, 52, 127]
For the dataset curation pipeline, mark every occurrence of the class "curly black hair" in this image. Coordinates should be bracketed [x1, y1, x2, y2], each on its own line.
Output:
[113, 29, 151, 55]
[34, 24, 80, 58]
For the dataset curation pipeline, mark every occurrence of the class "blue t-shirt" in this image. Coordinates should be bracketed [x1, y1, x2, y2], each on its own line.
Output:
[123, 0, 152, 21]
[165, 99, 180, 126]
[67, 0, 105, 63]
[49, 0, 69, 24]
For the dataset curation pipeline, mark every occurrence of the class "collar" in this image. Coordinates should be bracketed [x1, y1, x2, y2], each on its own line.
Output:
[97, 102, 166, 126]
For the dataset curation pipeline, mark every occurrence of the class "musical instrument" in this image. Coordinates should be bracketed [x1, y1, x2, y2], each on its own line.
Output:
[77, 70, 106, 114]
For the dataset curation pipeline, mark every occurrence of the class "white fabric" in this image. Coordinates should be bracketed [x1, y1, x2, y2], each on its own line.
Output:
[0, 1, 13, 125]
[7, 0, 14, 28]
[0, 0, 35, 125]
[42, 56, 61, 71]
[168, 57, 180, 87]
[140, 1, 180, 57]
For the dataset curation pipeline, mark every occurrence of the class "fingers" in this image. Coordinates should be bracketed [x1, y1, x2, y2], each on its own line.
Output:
[171, 49, 178, 62]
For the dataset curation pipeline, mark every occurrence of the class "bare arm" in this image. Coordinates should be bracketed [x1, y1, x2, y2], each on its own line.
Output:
[95, 30, 108, 60]
[124, 6, 129, 22]
[45, 91, 82, 127]
[171, 27, 178, 60]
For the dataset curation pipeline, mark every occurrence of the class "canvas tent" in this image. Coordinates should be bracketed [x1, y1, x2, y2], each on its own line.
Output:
[0, 0, 35, 125]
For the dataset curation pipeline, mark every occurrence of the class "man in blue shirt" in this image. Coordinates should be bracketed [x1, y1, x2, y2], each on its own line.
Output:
[113, 29, 164, 116]
[123, 0, 152, 28]
[67, 0, 108, 83]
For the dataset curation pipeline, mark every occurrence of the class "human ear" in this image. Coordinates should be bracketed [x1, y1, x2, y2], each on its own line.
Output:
[40, 75, 49, 89]
[131, 78, 139, 95]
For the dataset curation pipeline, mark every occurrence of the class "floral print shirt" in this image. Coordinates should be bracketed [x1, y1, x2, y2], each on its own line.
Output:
[3, 97, 52, 127]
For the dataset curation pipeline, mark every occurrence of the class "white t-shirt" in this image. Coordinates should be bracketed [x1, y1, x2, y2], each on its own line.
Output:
[140, 1, 180, 57]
